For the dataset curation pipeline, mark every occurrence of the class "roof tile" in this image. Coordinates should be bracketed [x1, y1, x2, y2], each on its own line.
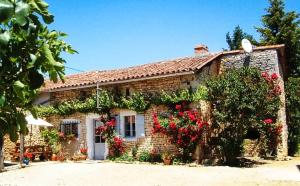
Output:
[43, 54, 217, 91]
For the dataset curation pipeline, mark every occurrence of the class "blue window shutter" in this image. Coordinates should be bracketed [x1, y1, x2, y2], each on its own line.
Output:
[77, 123, 81, 139]
[136, 114, 145, 138]
[60, 123, 64, 132]
[114, 115, 121, 136]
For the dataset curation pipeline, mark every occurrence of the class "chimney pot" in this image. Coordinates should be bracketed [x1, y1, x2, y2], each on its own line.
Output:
[194, 44, 209, 55]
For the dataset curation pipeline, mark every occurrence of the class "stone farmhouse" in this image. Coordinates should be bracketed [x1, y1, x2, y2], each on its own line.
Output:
[4, 44, 288, 161]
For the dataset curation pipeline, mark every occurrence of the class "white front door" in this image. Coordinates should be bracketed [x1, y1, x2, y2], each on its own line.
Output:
[94, 120, 106, 160]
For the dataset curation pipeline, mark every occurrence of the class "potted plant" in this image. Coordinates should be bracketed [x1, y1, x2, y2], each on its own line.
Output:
[51, 144, 60, 161]
[162, 150, 173, 165]
[80, 147, 88, 160]
[41, 129, 60, 161]
[57, 144, 66, 161]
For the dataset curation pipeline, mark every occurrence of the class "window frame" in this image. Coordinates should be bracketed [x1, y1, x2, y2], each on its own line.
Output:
[124, 115, 136, 138]
[120, 110, 137, 140]
[60, 120, 80, 138]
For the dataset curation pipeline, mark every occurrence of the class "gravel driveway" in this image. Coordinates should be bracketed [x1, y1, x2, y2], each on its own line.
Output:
[0, 158, 299, 186]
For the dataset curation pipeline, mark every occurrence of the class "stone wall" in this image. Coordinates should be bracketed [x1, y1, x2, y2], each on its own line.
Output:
[46, 112, 87, 159]
[3, 125, 46, 161]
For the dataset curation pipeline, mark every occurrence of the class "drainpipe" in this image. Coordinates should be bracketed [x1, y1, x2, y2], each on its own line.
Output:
[96, 81, 99, 109]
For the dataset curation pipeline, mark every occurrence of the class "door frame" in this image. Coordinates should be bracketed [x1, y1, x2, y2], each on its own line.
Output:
[85, 113, 108, 160]
[93, 119, 107, 160]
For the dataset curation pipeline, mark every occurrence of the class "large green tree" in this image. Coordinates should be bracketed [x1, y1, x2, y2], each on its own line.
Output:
[256, 0, 300, 156]
[226, 25, 258, 50]
[0, 0, 76, 170]
[256, 0, 300, 77]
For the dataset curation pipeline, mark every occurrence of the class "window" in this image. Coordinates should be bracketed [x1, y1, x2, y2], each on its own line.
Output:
[125, 88, 130, 97]
[60, 120, 79, 138]
[79, 91, 87, 101]
[124, 115, 135, 137]
[94, 120, 105, 143]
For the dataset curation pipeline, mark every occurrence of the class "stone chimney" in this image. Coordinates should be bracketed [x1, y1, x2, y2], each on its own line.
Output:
[194, 44, 209, 55]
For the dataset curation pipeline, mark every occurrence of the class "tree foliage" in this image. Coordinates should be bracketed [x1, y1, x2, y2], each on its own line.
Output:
[286, 77, 300, 155]
[206, 67, 281, 164]
[255, 0, 300, 156]
[256, 0, 300, 77]
[0, 0, 76, 142]
[226, 25, 258, 50]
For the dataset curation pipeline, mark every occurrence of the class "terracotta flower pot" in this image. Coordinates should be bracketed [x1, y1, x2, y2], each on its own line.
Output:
[58, 155, 65, 162]
[51, 154, 58, 161]
[163, 159, 172, 165]
[80, 155, 87, 160]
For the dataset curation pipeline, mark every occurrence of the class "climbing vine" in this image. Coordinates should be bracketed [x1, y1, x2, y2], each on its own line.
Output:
[36, 86, 208, 117]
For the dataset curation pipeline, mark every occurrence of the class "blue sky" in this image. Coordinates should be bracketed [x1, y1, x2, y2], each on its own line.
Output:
[47, 0, 300, 74]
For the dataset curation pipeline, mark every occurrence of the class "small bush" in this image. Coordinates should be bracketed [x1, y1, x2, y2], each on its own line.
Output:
[114, 153, 134, 162]
[131, 145, 138, 159]
[138, 151, 151, 162]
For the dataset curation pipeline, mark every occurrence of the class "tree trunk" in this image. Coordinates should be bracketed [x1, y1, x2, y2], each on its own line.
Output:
[0, 136, 4, 172]
[19, 134, 24, 168]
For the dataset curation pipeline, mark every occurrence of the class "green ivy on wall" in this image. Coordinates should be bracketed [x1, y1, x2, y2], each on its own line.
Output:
[35, 86, 208, 117]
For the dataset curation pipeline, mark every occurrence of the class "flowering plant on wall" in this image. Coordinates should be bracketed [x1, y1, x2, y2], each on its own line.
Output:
[206, 67, 282, 165]
[108, 136, 126, 157]
[58, 132, 76, 143]
[152, 102, 208, 160]
[95, 117, 116, 140]
[95, 116, 126, 158]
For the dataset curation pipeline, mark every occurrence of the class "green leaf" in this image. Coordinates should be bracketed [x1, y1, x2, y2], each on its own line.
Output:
[28, 0, 49, 12]
[16, 112, 27, 134]
[66, 46, 78, 54]
[15, 1, 30, 26]
[41, 43, 56, 65]
[26, 54, 37, 69]
[13, 81, 26, 100]
[42, 14, 54, 24]
[0, 94, 5, 107]
[13, 80, 25, 89]
[0, 31, 10, 45]
[28, 0, 54, 24]
[0, 0, 14, 22]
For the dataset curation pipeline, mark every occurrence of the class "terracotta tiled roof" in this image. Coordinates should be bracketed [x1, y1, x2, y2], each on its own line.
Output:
[42, 44, 285, 92]
[42, 54, 218, 91]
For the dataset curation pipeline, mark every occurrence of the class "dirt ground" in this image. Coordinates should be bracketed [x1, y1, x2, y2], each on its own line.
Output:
[0, 158, 299, 186]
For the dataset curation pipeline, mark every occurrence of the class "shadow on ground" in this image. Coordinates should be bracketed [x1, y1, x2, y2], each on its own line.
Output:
[221, 158, 268, 168]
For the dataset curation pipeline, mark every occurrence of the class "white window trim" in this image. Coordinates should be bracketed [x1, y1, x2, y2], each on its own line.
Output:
[119, 110, 137, 141]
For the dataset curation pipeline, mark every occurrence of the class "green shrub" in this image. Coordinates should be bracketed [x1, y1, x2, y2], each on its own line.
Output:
[286, 77, 300, 156]
[207, 67, 281, 165]
[138, 151, 151, 162]
[114, 153, 134, 162]
[131, 145, 138, 159]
